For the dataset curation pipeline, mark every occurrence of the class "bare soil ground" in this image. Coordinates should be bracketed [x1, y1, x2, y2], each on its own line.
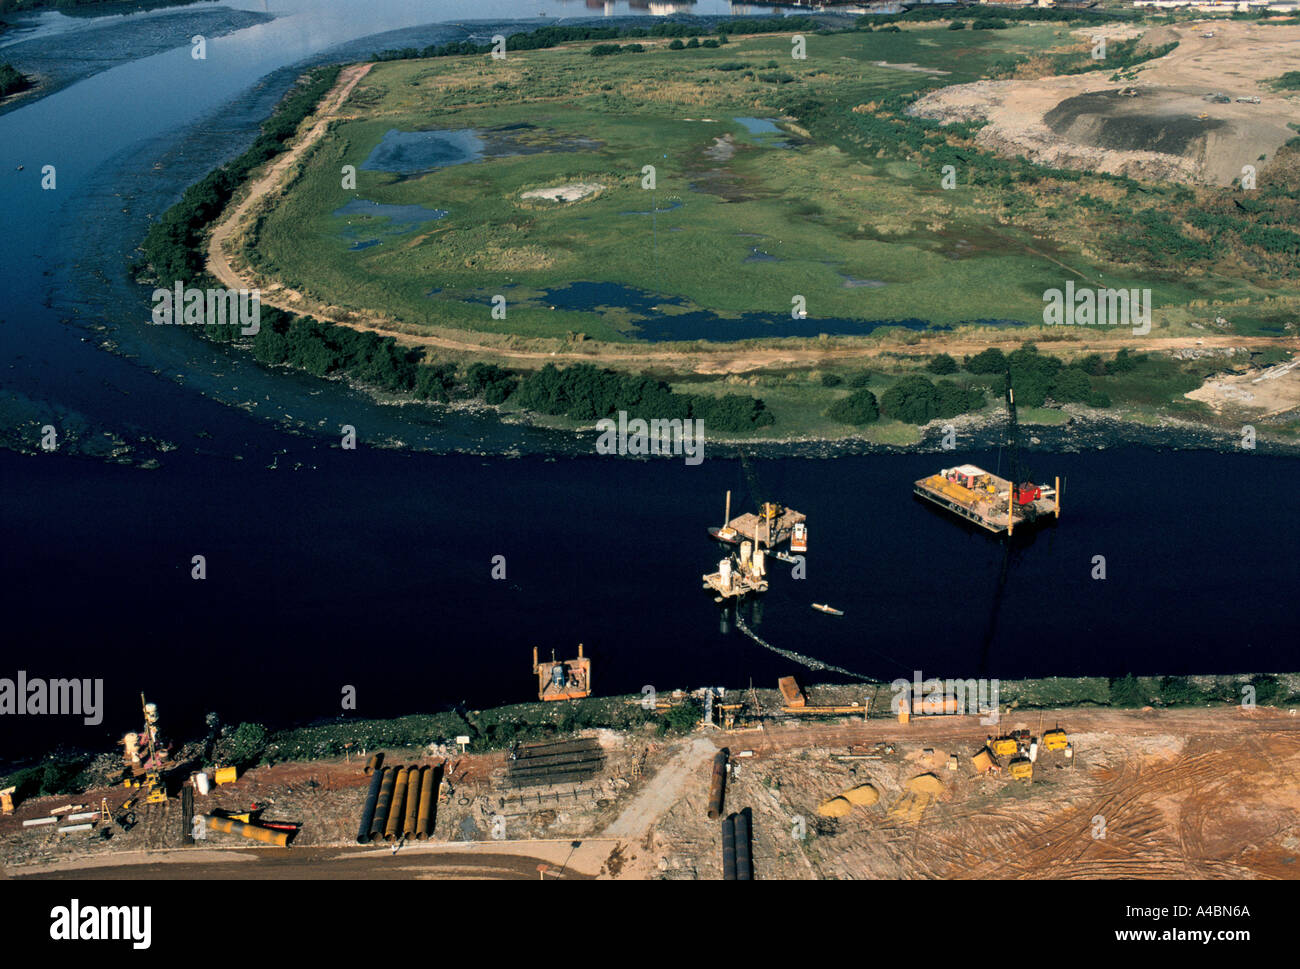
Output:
[912, 21, 1300, 187]
[5, 707, 1298, 880]
[1185, 358, 1300, 417]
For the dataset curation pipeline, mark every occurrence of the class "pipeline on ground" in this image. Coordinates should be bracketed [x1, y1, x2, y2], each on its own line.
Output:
[205, 814, 289, 848]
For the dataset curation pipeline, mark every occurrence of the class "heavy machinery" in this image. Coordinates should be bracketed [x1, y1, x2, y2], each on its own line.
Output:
[989, 735, 1019, 759]
[1042, 726, 1069, 752]
[1008, 756, 1034, 782]
[117, 693, 173, 819]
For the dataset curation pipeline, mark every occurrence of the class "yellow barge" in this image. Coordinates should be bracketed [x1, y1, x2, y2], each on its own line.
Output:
[914, 463, 1059, 535]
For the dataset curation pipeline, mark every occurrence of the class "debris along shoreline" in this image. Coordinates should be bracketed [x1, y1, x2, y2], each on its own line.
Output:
[4, 677, 1299, 880]
[4, 671, 1295, 787]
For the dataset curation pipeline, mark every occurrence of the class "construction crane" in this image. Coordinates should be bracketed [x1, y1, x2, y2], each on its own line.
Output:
[1004, 381, 1040, 526]
[737, 446, 782, 530]
[118, 693, 171, 812]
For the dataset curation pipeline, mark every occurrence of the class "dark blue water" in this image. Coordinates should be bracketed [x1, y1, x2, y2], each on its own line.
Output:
[3, 446, 1297, 754]
[541, 281, 934, 340]
[361, 128, 488, 173]
[0, 2, 1296, 761]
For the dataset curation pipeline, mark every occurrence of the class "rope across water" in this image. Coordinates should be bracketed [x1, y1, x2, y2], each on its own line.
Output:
[734, 614, 881, 683]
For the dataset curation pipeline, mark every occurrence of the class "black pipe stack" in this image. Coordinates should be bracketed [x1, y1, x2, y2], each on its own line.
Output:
[356, 760, 387, 844]
[369, 766, 399, 842]
[731, 808, 753, 880]
[721, 814, 737, 880]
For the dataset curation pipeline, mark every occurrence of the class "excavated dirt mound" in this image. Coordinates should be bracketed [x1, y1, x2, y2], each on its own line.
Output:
[910, 21, 1300, 187]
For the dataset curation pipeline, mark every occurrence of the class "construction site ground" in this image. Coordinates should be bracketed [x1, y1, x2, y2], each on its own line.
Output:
[4, 707, 1299, 880]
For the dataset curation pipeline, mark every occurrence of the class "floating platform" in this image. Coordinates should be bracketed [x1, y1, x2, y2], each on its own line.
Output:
[914, 465, 1058, 536]
[723, 507, 806, 548]
[533, 645, 591, 702]
[702, 569, 768, 600]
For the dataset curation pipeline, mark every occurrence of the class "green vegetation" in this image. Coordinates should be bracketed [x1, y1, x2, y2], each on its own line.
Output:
[0, 62, 30, 98]
[213, 721, 270, 770]
[142, 16, 1297, 441]
[827, 388, 879, 426]
[880, 374, 985, 425]
[926, 352, 958, 375]
[1272, 70, 1300, 90]
[514, 363, 774, 432]
[256, 20, 1283, 353]
[140, 64, 342, 283]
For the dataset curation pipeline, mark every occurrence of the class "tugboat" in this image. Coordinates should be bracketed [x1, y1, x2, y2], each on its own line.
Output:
[790, 521, 808, 554]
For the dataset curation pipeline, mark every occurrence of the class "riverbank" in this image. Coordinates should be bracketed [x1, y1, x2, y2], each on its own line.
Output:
[6, 697, 1299, 880]
[0, 6, 276, 117]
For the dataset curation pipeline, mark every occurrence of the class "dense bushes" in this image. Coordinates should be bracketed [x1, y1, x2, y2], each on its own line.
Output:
[514, 363, 774, 432]
[926, 353, 958, 375]
[374, 16, 817, 62]
[0, 62, 31, 98]
[880, 375, 985, 425]
[827, 388, 879, 426]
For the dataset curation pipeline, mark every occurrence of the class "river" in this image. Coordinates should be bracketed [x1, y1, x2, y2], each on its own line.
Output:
[0, 1, 1295, 754]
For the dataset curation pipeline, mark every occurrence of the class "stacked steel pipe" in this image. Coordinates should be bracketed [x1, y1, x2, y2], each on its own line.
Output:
[416, 762, 439, 839]
[356, 761, 387, 844]
[721, 814, 737, 880]
[360, 761, 446, 844]
[369, 766, 399, 842]
[706, 748, 730, 819]
[385, 767, 411, 841]
[733, 807, 753, 880]
[403, 766, 424, 839]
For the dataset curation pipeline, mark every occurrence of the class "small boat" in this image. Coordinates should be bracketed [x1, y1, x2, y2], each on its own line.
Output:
[774, 550, 799, 564]
[15, 165, 23, 171]
[811, 603, 843, 616]
[790, 521, 807, 554]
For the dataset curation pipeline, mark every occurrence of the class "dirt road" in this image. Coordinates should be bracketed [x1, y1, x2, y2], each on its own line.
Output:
[206, 62, 372, 301]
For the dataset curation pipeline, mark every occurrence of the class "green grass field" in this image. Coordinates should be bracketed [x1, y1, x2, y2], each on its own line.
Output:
[250, 26, 1263, 346]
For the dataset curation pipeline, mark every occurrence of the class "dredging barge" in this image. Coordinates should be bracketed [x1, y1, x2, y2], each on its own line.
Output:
[913, 386, 1061, 536]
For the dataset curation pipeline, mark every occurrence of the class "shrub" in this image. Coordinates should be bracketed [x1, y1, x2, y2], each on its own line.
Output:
[669, 38, 684, 50]
[1109, 674, 1146, 707]
[820, 372, 843, 387]
[216, 722, 270, 768]
[926, 353, 958, 375]
[965, 347, 1008, 375]
[827, 388, 880, 425]
[659, 699, 702, 735]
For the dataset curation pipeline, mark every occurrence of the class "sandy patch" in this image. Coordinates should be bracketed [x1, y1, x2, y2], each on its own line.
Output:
[910, 22, 1300, 187]
[1186, 359, 1300, 416]
[520, 182, 602, 203]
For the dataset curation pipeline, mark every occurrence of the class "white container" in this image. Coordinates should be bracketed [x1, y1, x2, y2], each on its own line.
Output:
[1028, 742, 1038, 763]
[195, 771, 210, 796]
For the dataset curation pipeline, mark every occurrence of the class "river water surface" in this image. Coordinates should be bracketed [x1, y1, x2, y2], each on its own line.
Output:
[0, 1, 1295, 754]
